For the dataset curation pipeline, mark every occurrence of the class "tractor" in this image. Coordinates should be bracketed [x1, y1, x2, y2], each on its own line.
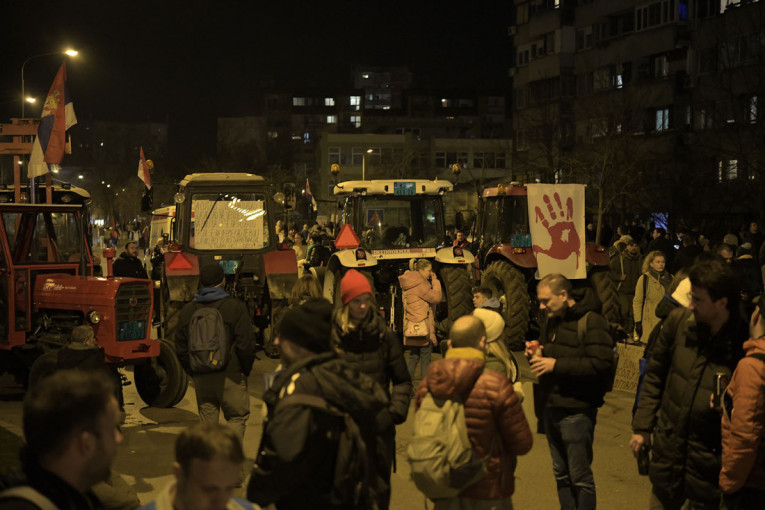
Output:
[158, 173, 298, 357]
[473, 182, 618, 350]
[323, 179, 474, 337]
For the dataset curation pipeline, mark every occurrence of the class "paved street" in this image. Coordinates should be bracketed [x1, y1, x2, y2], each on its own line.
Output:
[0, 348, 652, 509]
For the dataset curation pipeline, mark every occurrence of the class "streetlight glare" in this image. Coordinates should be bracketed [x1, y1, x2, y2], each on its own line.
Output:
[64, 49, 78, 56]
[366, 148, 374, 153]
[25, 97, 36, 104]
[78, 175, 84, 179]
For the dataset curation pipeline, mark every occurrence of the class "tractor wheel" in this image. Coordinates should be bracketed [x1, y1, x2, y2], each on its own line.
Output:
[28, 352, 59, 389]
[590, 269, 619, 324]
[481, 260, 529, 351]
[135, 339, 188, 408]
[438, 265, 474, 332]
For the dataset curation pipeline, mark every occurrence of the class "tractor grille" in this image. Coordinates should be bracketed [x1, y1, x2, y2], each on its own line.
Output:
[115, 284, 152, 341]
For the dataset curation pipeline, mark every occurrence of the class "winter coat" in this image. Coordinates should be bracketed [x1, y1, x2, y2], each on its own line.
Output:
[248, 352, 394, 510]
[647, 237, 677, 268]
[537, 289, 615, 409]
[732, 255, 763, 298]
[610, 249, 642, 296]
[633, 270, 673, 344]
[415, 347, 532, 500]
[632, 307, 748, 502]
[175, 287, 257, 377]
[398, 270, 442, 346]
[672, 244, 703, 274]
[477, 298, 502, 314]
[331, 310, 412, 424]
[112, 253, 148, 279]
[720, 336, 765, 494]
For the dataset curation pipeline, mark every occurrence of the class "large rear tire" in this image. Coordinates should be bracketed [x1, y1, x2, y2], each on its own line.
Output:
[438, 265, 474, 331]
[134, 339, 188, 408]
[28, 352, 59, 389]
[590, 268, 619, 324]
[481, 260, 529, 351]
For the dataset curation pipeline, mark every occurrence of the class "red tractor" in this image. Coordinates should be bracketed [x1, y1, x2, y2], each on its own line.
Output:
[0, 188, 187, 407]
[473, 182, 618, 350]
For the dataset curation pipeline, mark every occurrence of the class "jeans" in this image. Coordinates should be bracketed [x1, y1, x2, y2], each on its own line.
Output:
[193, 370, 250, 442]
[406, 344, 432, 379]
[543, 407, 597, 510]
[648, 486, 718, 510]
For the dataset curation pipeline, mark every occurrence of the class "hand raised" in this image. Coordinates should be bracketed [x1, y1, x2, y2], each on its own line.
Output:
[532, 192, 581, 269]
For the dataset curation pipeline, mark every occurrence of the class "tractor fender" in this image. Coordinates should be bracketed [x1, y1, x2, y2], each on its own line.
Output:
[263, 250, 298, 301]
[434, 246, 475, 265]
[163, 252, 200, 302]
[585, 242, 610, 267]
[484, 243, 537, 270]
[329, 249, 378, 270]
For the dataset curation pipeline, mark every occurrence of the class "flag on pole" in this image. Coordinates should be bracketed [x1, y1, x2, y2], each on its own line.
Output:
[28, 62, 77, 178]
[138, 146, 152, 188]
[306, 178, 317, 212]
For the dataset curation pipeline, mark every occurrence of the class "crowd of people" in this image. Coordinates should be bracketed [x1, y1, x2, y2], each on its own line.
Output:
[2, 215, 765, 510]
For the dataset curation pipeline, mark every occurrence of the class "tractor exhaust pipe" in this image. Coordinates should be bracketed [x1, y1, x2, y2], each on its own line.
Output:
[102, 248, 116, 276]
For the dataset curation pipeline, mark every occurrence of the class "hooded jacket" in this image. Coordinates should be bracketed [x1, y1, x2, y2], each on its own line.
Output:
[720, 336, 765, 494]
[414, 348, 532, 500]
[398, 270, 442, 345]
[331, 309, 412, 424]
[537, 288, 614, 409]
[175, 287, 257, 377]
[632, 307, 747, 502]
[477, 297, 502, 313]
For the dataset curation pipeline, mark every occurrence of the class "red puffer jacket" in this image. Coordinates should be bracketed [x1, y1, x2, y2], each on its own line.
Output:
[414, 349, 533, 499]
[720, 337, 765, 493]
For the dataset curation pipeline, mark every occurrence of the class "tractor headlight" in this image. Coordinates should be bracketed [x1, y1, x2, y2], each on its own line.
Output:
[87, 310, 101, 324]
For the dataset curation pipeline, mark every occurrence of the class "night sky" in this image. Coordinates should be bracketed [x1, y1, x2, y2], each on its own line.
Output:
[2, 1, 512, 164]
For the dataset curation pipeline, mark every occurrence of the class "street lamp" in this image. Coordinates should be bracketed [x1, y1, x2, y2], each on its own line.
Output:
[362, 148, 374, 181]
[21, 48, 78, 117]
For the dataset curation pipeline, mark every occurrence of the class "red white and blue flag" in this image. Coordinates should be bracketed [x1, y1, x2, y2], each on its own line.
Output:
[138, 146, 151, 188]
[28, 62, 77, 178]
[306, 178, 317, 212]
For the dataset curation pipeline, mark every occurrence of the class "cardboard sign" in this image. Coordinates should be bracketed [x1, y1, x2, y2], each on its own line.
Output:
[612, 343, 645, 393]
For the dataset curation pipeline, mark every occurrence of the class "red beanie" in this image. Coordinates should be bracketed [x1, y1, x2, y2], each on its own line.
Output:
[341, 269, 373, 305]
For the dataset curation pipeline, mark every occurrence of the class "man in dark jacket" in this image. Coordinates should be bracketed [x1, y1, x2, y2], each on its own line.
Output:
[112, 241, 148, 279]
[248, 298, 394, 509]
[672, 233, 704, 274]
[0, 371, 122, 510]
[529, 273, 614, 510]
[175, 263, 256, 442]
[631, 259, 747, 509]
[610, 235, 642, 335]
[647, 227, 676, 269]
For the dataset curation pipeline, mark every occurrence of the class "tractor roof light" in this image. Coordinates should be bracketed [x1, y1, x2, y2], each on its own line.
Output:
[87, 310, 101, 324]
[497, 183, 506, 195]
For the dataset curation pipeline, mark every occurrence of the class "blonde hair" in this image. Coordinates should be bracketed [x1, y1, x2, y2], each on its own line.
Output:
[413, 258, 432, 271]
[486, 340, 516, 379]
[289, 274, 322, 306]
[642, 250, 666, 274]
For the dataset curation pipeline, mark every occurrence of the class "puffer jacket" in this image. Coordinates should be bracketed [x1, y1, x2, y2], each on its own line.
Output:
[331, 309, 412, 424]
[414, 347, 532, 499]
[720, 336, 765, 494]
[537, 288, 614, 409]
[632, 307, 747, 502]
[633, 270, 673, 344]
[398, 270, 442, 345]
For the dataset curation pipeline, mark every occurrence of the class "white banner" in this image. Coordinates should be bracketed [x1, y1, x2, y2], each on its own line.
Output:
[527, 184, 586, 280]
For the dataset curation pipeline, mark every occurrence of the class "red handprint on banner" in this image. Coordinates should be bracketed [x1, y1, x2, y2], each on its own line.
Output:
[532, 192, 581, 269]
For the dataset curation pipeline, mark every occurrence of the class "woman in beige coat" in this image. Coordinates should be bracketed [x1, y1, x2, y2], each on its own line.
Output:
[633, 250, 673, 344]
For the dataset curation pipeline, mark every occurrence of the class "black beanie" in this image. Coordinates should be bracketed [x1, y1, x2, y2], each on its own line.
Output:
[199, 263, 225, 287]
[278, 298, 333, 353]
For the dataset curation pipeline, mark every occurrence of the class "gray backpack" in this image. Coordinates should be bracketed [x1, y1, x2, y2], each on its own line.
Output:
[188, 300, 230, 373]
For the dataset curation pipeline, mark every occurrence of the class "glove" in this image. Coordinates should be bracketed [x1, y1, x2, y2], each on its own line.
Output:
[635, 322, 643, 338]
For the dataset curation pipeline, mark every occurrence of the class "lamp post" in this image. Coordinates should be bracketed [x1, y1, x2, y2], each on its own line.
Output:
[362, 148, 374, 181]
[21, 49, 78, 118]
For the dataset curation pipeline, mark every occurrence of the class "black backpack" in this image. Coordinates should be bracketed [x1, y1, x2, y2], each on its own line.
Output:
[576, 311, 620, 394]
[188, 300, 230, 373]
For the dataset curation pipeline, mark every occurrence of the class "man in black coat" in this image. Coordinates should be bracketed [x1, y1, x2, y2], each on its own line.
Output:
[112, 242, 148, 279]
[528, 274, 614, 510]
[647, 227, 676, 269]
[631, 259, 747, 509]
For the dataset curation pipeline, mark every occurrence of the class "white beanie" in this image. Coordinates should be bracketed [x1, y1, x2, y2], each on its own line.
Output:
[670, 277, 691, 308]
[472, 308, 505, 343]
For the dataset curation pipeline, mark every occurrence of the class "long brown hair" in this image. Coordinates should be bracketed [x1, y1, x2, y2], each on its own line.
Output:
[289, 273, 322, 306]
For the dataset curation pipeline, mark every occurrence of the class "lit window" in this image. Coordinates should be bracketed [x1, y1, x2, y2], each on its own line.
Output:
[303, 133, 310, 144]
[267, 131, 278, 139]
[749, 96, 758, 123]
[327, 115, 337, 124]
[655, 108, 670, 131]
[292, 97, 307, 106]
[350, 96, 361, 111]
[350, 115, 361, 128]
[325, 97, 335, 106]
[362, 73, 370, 79]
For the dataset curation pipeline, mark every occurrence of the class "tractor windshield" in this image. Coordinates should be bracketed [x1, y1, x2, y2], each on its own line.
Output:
[2, 210, 83, 264]
[359, 196, 441, 249]
[484, 196, 530, 243]
[190, 192, 270, 250]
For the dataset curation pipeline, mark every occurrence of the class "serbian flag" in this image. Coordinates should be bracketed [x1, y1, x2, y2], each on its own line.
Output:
[138, 146, 152, 188]
[28, 62, 77, 178]
[306, 178, 317, 211]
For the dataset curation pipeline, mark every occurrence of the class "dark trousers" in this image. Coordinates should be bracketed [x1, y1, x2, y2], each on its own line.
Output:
[648, 486, 718, 510]
[543, 407, 597, 510]
[406, 344, 432, 380]
[721, 487, 765, 510]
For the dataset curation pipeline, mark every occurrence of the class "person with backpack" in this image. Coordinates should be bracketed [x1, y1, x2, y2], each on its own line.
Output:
[248, 298, 394, 509]
[175, 263, 256, 442]
[410, 315, 532, 508]
[631, 260, 748, 509]
[632, 250, 673, 345]
[718, 304, 765, 510]
[528, 273, 615, 510]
